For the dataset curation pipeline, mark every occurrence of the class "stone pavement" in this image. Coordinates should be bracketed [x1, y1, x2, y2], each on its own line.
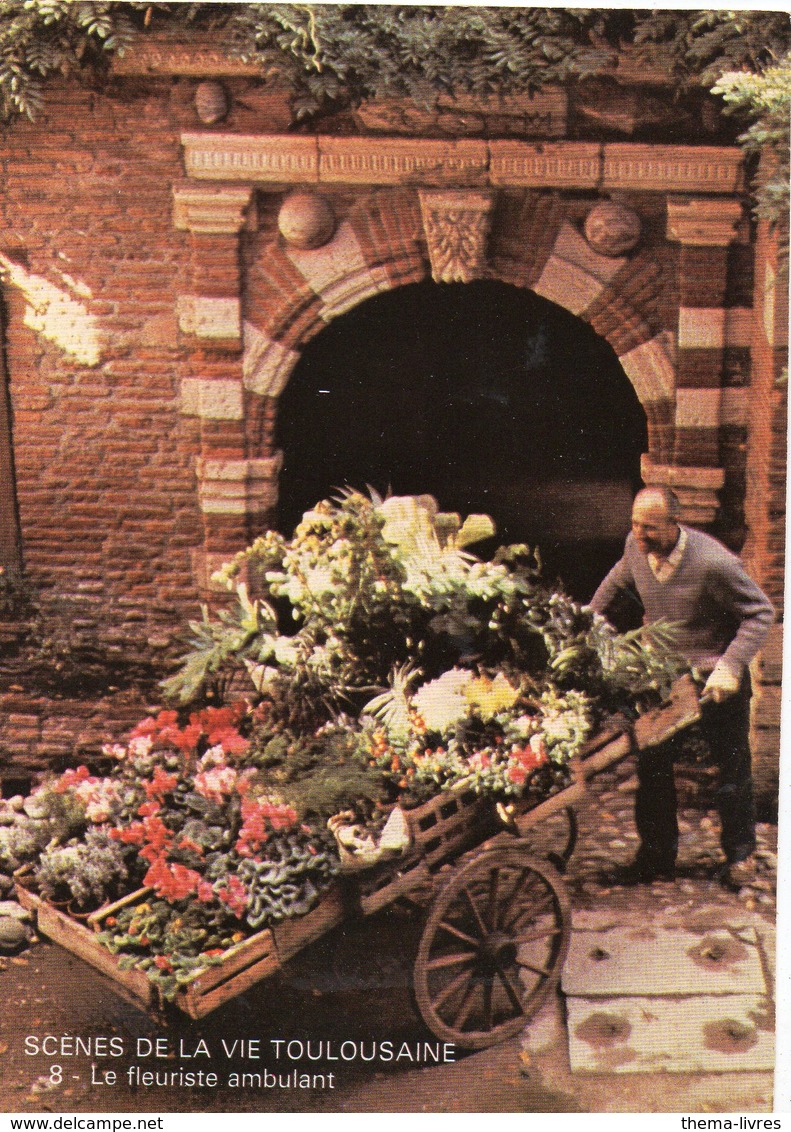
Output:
[517, 757, 778, 1112]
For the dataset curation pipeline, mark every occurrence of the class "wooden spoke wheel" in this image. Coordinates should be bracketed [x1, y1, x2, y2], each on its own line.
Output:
[414, 844, 571, 1050]
[541, 806, 578, 873]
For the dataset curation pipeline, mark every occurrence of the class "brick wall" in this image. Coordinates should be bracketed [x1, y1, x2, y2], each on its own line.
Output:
[0, 76, 268, 653]
[743, 221, 788, 807]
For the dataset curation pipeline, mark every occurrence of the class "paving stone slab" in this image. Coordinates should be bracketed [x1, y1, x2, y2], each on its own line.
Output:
[566, 994, 774, 1074]
[562, 927, 767, 996]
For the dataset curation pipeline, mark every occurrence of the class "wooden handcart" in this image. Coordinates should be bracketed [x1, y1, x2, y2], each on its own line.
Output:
[16, 676, 700, 1049]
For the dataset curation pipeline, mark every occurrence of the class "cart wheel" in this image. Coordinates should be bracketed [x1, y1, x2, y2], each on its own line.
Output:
[546, 807, 578, 873]
[414, 845, 570, 1050]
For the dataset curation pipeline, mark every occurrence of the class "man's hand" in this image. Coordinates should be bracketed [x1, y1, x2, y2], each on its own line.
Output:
[701, 660, 741, 704]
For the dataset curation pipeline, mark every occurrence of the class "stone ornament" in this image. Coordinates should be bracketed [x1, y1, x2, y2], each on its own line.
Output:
[418, 189, 494, 284]
[278, 191, 336, 249]
[194, 80, 230, 125]
[584, 201, 641, 257]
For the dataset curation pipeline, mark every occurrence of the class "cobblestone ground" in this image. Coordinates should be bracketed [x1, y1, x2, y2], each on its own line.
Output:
[559, 759, 777, 916]
[513, 757, 779, 1114]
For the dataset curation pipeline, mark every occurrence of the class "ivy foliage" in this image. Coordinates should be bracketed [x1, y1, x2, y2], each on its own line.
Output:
[0, 1, 137, 120]
[226, 5, 618, 118]
[631, 9, 790, 86]
[0, 4, 788, 223]
[713, 55, 791, 229]
[632, 10, 791, 229]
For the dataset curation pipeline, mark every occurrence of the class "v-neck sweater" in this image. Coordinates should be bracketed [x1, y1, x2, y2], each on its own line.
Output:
[590, 525, 775, 674]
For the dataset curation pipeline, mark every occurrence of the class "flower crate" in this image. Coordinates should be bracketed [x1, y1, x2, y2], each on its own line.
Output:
[14, 884, 156, 1012]
[15, 880, 346, 1020]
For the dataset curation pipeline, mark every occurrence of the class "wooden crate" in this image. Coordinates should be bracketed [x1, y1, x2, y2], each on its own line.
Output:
[17, 881, 345, 1020]
[15, 885, 155, 1012]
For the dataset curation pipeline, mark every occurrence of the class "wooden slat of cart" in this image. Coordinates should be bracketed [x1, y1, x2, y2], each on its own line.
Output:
[19, 879, 347, 1020]
[271, 886, 345, 963]
[18, 887, 155, 1008]
[175, 930, 281, 1019]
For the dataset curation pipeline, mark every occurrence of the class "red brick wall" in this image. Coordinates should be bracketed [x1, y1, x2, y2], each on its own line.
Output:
[0, 78, 221, 650]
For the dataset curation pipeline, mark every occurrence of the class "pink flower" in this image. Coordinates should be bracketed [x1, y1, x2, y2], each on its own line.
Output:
[194, 763, 237, 804]
[197, 881, 215, 904]
[54, 766, 93, 794]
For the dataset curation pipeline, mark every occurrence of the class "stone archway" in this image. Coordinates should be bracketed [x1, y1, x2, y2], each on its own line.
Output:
[172, 136, 746, 585]
[242, 185, 674, 470]
[237, 184, 678, 592]
[273, 276, 647, 597]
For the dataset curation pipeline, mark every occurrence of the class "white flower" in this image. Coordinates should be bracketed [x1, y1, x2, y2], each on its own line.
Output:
[273, 637, 300, 667]
[508, 714, 536, 740]
[413, 668, 471, 733]
[128, 735, 153, 759]
[543, 715, 574, 743]
[303, 563, 337, 596]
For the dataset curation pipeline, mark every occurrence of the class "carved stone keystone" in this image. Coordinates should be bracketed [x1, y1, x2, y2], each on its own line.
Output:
[418, 189, 494, 284]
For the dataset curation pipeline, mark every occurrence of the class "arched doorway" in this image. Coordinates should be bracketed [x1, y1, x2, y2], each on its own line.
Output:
[275, 280, 647, 600]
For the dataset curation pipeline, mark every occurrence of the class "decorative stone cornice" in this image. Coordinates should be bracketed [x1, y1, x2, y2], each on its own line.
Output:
[666, 197, 744, 246]
[112, 36, 261, 76]
[319, 137, 488, 186]
[641, 455, 725, 525]
[489, 142, 601, 188]
[181, 133, 319, 183]
[173, 183, 255, 234]
[604, 146, 743, 195]
[179, 134, 744, 193]
[418, 190, 494, 283]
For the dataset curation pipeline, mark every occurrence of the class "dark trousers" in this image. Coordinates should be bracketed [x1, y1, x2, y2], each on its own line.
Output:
[635, 675, 756, 868]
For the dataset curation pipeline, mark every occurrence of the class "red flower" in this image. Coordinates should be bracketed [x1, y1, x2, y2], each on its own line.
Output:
[54, 766, 93, 794]
[177, 836, 205, 857]
[144, 858, 204, 903]
[235, 797, 298, 857]
[154, 955, 173, 972]
[131, 711, 179, 740]
[110, 823, 145, 845]
[144, 766, 178, 799]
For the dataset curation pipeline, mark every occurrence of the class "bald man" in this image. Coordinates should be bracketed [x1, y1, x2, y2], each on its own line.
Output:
[590, 486, 774, 888]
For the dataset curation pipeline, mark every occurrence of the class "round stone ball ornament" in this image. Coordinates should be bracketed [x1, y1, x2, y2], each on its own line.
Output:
[584, 202, 641, 257]
[194, 81, 230, 125]
[278, 191, 336, 250]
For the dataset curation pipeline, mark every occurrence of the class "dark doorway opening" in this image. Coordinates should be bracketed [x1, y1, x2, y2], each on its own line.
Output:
[275, 280, 647, 600]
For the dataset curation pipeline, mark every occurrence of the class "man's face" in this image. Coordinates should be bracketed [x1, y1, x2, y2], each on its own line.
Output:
[631, 496, 679, 556]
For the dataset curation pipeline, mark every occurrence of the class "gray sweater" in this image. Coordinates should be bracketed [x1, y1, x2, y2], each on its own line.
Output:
[590, 526, 775, 674]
